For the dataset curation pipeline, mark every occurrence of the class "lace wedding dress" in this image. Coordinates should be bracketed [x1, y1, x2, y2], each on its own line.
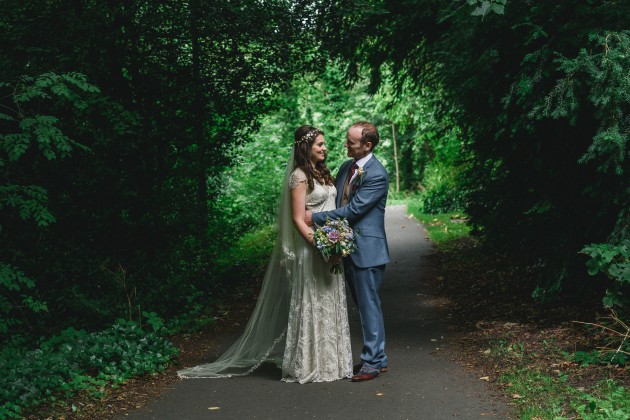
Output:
[282, 168, 352, 383]
[177, 157, 352, 384]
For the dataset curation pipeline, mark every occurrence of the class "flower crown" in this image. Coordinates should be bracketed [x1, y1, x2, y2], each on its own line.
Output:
[294, 129, 322, 146]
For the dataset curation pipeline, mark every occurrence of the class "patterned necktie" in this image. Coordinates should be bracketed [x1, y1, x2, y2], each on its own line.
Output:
[346, 162, 359, 185]
[342, 162, 359, 206]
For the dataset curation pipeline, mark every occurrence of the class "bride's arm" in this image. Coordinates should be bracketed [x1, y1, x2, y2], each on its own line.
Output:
[291, 181, 314, 245]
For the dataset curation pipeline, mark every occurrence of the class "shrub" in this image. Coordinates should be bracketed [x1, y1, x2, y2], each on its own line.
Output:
[215, 225, 276, 294]
[581, 240, 630, 308]
[0, 318, 177, 419]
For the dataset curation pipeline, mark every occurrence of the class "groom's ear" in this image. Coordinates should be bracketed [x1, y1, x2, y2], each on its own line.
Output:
[365, 141, 373, 151]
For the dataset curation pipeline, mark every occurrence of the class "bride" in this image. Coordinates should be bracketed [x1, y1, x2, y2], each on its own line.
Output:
[178, 125, 352, 383]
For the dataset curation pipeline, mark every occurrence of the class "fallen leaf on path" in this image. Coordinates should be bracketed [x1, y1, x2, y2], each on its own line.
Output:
[376, 392, 384, 396]
[208, 407, 221, 410]
[479, 376, 490, 381]
[512, 394, 522, 399]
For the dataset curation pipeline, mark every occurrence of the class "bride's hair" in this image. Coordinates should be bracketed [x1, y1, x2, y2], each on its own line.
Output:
[293, 125, 334, 190]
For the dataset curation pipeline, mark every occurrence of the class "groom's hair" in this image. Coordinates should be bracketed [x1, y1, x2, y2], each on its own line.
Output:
[351, 122, 379, 150]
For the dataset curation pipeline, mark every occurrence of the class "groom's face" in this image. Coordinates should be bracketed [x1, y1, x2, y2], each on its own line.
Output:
[345, 127, 372, 160]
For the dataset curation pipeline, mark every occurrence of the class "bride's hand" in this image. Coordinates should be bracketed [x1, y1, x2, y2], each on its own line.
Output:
[328, 255, 341, 265]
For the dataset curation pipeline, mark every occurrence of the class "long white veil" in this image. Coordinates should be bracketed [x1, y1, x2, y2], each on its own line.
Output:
[178, 148, 298, 378]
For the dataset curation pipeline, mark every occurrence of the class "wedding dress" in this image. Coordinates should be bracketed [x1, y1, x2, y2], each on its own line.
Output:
[177, 150, 352, 383]
[282, 168, 352, 383]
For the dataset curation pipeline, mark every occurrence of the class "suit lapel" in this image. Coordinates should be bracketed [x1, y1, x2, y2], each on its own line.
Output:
[347, 156, 377, 200]
[336, 156, 380, 206]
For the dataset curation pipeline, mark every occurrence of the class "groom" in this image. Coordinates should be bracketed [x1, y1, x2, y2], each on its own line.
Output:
[306, 121, 390, 382]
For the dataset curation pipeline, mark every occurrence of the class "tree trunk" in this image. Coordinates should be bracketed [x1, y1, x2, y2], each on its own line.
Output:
[391, 123, 400, 193]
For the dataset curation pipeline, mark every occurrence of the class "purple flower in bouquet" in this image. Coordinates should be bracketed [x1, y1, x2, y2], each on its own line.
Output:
[313, 217, 358, 274]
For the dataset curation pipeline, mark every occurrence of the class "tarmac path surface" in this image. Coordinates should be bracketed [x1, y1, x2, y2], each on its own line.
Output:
[122, 205, 510, 419]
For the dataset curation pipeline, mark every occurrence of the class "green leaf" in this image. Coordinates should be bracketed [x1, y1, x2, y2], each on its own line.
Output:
[609, 262, 630, 284]
[490, 4, 504, 14]
[471, 2, 491, 16]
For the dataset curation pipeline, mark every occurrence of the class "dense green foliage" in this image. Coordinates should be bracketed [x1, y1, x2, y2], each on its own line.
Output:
[581, 241, 630, 308]
[215, 225, 276, 297]
[0, 0, 321, 341]
[0, 2, 327, 410]
[0, 317, 176, 419]
[1, 72, 99, 336]
[215, 66, 380, 232]
[219, 63, 467, 238]
[320, 0, 630, 299]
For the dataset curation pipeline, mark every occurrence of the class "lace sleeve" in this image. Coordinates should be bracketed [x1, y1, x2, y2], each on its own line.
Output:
[289, 168, 307, 190]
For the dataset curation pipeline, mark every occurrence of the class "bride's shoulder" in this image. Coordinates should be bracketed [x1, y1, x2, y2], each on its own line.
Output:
[291, 167, 306, 176]
[289, 167, 307, 189]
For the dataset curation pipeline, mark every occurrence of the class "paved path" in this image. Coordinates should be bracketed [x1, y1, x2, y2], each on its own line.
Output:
[123, 205, 510, 419]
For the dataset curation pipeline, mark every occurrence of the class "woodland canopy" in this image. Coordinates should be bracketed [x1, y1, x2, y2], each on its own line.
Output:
[1, 0, 628, 348]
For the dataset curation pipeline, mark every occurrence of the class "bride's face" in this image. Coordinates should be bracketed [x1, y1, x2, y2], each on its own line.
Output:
[310, 134, 327, 164]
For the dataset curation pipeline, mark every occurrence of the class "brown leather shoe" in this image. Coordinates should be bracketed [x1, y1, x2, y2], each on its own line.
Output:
[353, 363, 388, 374]
[351, 365, 380, 382]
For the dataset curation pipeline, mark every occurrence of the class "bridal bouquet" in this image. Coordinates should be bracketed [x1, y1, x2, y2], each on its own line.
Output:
[313, 217, 358, 274]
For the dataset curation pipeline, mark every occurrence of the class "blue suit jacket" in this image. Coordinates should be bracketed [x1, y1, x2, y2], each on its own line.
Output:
[312, 156, 390, 268]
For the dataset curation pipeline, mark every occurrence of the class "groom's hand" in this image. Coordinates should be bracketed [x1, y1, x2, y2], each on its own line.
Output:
[305, 210, 313, 227]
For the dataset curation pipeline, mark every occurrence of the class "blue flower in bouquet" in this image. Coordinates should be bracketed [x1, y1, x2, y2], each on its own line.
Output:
[313, 217, 358, 274]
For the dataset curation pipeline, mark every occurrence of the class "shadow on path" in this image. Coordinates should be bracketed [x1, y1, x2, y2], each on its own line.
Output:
[122, 205, 510, 419]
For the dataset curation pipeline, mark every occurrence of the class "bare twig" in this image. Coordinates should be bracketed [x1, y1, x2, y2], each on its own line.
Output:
[574, 307, 630, 362]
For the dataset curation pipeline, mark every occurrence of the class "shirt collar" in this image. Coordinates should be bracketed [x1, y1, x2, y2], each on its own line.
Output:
[355, 153, 373, 168]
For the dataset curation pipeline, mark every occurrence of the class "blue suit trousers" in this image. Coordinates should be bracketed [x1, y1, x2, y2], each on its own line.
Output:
[345, 260, 388, 369]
